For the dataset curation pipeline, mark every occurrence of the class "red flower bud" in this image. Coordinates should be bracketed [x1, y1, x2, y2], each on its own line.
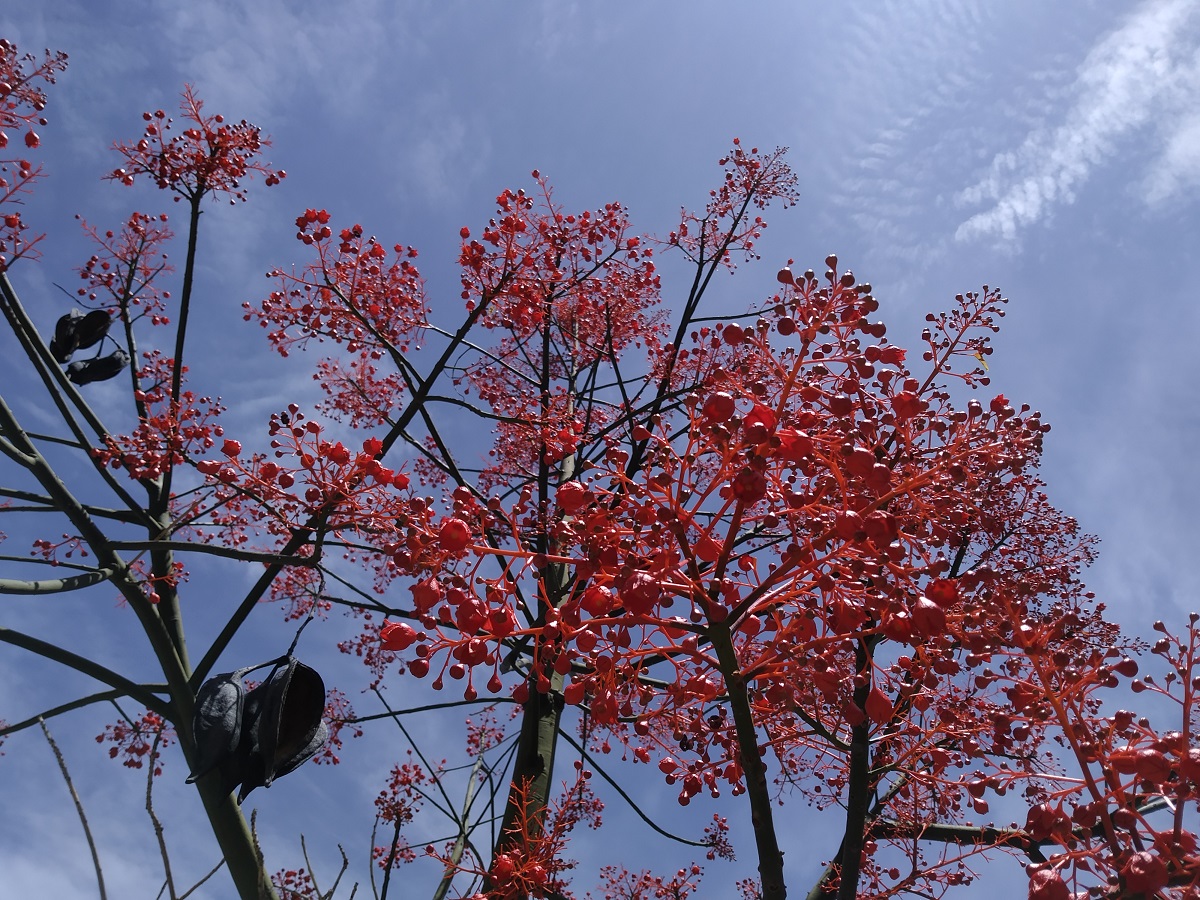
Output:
[1027, 868, 1069, 900]
[438, 517, 471, 552]
[1121, 851, 1167, 895]
[556, 480, 589, 513]
[701, 392, 736, 423]
[620, 571, 661, 616]
[911, 596, 946, 637]
[380, 620, 419, 651]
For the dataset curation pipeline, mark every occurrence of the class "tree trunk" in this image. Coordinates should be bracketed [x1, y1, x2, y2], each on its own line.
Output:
[194, 773, 279, 900]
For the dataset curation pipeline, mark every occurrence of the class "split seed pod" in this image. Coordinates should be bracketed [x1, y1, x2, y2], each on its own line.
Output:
[185, 668, 250, 788]
[186, 656, 328, 803]
[236, 658, 328, 802]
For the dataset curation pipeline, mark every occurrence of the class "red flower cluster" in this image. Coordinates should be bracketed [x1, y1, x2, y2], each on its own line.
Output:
[108, 84, 284, 202]
[271, 866, 318, 900]
[0, 40, 68, 269]
[246, 211, 428, 426]
[372, 753, 430, 868]
[75, 211, 174, 325]
[93, 350, 226, 480]
[96, 711, 175, 777]
[593, 863, 705, 900]
[667, 139, 798, 269]
[457, 177, 665, 489]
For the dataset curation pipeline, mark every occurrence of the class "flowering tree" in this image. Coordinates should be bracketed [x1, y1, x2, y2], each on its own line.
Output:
[3, 41, 1200, 900]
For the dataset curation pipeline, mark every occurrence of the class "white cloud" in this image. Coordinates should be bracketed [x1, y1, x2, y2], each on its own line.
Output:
[809, 1, 1021, 271]
[386, 87, 493, 207]
[955, 0, 1200, 243]
[158, 1, 400, 121]
[1142, 110, 1200, 203]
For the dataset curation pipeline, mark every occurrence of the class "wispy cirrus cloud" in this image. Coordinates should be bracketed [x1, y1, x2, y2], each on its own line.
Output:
[955, 0, 1200, 243]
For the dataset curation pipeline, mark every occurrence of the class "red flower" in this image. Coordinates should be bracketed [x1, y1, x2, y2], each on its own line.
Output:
[410, 578, 444, 613]
[438, 517, 471, 552]
[580, 585, 614, 617]
[380, 620, 419, 651]
[910, 596, 947, 637]
[891, 390, 925, 421]
[108, 85, 284, 203]
[620, 571, 661, 616]
[1121, 851, 1167, 895]
[701, 391, 736, 424]
[864, 685, 893, 725]
[925, 578, 959, 607]
[556, 480, 589, 513]
[1027, 868, 1069, 900]
[742, 403, 777, 445]
[731, 467, 767, 505]
[776, 428, 813, 463]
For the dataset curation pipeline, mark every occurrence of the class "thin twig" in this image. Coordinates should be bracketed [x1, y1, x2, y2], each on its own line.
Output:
[176, 857, 227, 900]
[300, 835, 320, 897]
[554, 726, 709, 848]
[0, 686, 169, 738]
[368, 817, 381, 900]
[432, 753, 485, 900]
[146, 730, 177, 900]
[40, 718, 107, 900]
[378, 819, 402, 900]
[250, 810, 269, 893]
[330, 845, 356, 900]
[287, 836, 357, 900]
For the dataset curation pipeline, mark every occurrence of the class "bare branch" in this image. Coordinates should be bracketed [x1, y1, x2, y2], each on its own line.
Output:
[0, 567, 115, 594]
[0, 686, 169, 738]
[176, 859, 227, 900]
[108, 539, 319, 567]
[0, 486, 141, 522]
[40, 719, 108, 900]
[146, 731, 178, 900]
[0, 272, 152, 517]
[0, 626, 174, 720]
[554, 726, 710, 850]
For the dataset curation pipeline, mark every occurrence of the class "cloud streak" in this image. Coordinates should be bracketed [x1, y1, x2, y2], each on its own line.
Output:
[955, 0, 1200, 243]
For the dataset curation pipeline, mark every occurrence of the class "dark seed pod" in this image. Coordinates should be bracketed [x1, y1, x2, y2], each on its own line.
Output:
[237, 658, 327, 802]
[49, 308, 112, 362]
[74, 309, 113, 351]
[185, 656, 328, 803]
[49, 309, 83, 363]
[185, 670, 249, 786]
[67, 349, 130, 385]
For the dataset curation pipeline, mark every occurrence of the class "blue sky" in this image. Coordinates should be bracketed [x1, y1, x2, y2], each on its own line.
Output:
[2, 1, 1200, 897]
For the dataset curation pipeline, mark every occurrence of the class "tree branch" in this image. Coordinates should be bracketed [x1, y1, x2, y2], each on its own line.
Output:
[192, 271, 509, 688]
[0, 567, 115, 594]
[834, 640, 875, 900]
[41, 719, 108, 900]
[146, 731, 178, 900]
[709, 619, 787, 900]
[554, 726, 710, 849]
[0, 272, 152, 519]
[0, 486, 141, 523]
[108, 539, 318, 567]
[0, 626, 173, 720]
[0, 686, 169, 738]
[871, 818, 1047, 863]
